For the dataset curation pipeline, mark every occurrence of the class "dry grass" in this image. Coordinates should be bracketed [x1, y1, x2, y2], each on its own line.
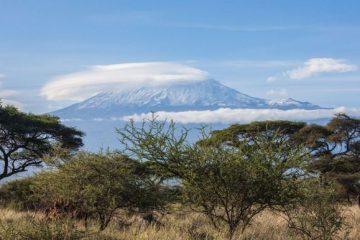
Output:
[343, 205, 360, 239]
[0, 206, 359, 239]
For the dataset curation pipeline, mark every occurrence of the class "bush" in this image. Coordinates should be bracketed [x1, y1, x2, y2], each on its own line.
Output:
[282, 181, 348, 240]
[30, 151, 177, 230]
[0, 177, 41, 211]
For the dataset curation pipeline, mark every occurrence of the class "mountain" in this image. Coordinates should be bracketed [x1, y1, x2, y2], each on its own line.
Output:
[267, 98, 322, 110]
[52, 79, 322, 119]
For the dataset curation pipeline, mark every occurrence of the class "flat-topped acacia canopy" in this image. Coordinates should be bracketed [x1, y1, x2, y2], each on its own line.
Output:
[0, 104, 84, 180]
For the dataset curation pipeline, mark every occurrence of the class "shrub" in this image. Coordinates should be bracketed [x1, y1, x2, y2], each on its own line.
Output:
[0, 177, 41, 211]
[282, 181, 348, 240]
[30, 151, 177, 230]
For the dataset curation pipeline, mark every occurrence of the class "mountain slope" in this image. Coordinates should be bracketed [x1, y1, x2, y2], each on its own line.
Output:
[52, 79, 322, 119]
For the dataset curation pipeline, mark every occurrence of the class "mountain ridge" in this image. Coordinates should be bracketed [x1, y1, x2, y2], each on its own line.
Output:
[52, 79, 323, 119]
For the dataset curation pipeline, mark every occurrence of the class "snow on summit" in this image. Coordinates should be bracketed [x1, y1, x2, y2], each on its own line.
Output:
[52, 79, 322, 119]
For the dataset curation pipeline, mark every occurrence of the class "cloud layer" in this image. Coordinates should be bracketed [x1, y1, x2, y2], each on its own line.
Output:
[268, 58, 357, 81]
[41, 62, 209, 101]
[121, 107, 360, 124]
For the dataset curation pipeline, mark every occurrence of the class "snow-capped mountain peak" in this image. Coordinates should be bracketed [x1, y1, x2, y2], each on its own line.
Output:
[52, 79, 322, 119]
[267, 98, 321, 109]
[75, 79, 264, 108]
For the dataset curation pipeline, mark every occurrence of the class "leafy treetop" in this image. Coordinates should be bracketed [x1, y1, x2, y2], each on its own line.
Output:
[0, 105, 84, 180]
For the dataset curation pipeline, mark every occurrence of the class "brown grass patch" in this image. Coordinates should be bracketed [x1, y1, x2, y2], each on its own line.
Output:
[0, 206, 359, 239]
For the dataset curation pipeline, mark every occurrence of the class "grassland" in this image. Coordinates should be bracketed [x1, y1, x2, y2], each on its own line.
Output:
[0, 205, 359, 240]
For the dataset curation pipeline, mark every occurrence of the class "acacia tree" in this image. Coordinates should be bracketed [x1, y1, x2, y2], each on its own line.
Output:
[205, 116, 360, 205]
[0, 105, 83, 180]
[183, 138, 305, 239]
[199, 120, 306, 149]
[118, 118, 307, 239]
[117, 118, 190, 179]
[298, 114, 360, 168]
[298, 114, 360, 205]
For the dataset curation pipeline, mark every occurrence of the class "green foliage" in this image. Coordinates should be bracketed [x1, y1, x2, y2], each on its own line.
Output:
[183, 135, 306, 239]
[282, 180, 348, 240]
[1, 113, 359, 238]
[299, 114, 360, 169]
[298, 114, 360, 203]
[29, 151, 177, 230]
[0, 105, 84, 181]
[32, 152, 132, 230]
[117, 118, 190, 178]
[118, 117, 307, 239]
[0, 177, 40, 211]
[199, 120, 306, 148]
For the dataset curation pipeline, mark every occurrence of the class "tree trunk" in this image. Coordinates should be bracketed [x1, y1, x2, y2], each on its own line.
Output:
[228, 224, 237, 240]
[0, 155, 9, 180]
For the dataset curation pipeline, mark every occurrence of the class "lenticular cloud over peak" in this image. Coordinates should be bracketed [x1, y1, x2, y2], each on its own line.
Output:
[41, 62, 209, 101]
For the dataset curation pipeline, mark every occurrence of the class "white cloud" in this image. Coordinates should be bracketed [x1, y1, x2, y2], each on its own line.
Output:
[288, 58, 357, 79]
[1, 99, 23, 109]
[267, 58, 357, 81]
[121, 107, 360, 124]
[0, 81, 21, 108]
[266, 88, 288, 99]
[41, 62, 209, 101]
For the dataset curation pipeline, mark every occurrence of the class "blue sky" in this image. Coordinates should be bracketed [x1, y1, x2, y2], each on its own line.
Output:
[1, 0, 360, 113]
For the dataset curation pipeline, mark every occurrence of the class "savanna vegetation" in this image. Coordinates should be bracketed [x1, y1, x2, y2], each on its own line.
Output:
[0, 103, 360, 240]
